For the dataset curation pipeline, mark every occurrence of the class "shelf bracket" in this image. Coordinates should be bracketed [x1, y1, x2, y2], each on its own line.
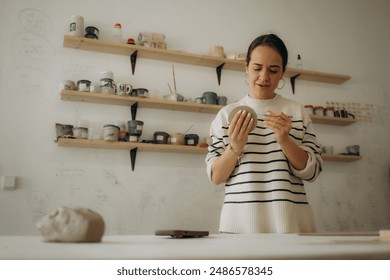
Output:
[290, 73, 301, 94]
[130, 147, 138, 171]
[130, 51, 138, 75]
[216, 63, 225, 85]
[131, 102, 138, 120]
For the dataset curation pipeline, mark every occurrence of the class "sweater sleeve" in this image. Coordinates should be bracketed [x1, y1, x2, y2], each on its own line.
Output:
[289, 111, 323, 182]
[205, 111, 229, 182]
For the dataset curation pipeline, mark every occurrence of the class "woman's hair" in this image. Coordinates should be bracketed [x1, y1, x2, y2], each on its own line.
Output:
[246, 33, 288, 72]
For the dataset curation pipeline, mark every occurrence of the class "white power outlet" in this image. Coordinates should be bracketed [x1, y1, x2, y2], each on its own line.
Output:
[2, 175, 17, 190]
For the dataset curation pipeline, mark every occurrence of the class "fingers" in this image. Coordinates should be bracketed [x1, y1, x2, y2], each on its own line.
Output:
[264, 110, 292, 127]
[229, 110, 254, 137]
[264, 110, 292, 143]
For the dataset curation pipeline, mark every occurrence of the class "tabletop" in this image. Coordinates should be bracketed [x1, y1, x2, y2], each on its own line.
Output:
[1, 233, 390, 260]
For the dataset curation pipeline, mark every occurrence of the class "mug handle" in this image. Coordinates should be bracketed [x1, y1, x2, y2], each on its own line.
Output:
[126, 85, 132, 95]
[347, 113, 355, 119]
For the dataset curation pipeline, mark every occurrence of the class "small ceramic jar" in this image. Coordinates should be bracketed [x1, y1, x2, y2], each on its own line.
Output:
[185, 134, 199, 146]
[304, 105, 314, 115]
[73, 127, 88, 139]
[100, 71, 114, 94]
[170, 133, 185, 145]
[103, 125, 120, 141]
[128, 133, 140, 142]
[127, 120, 144, 135]
[313, 106, 324, 116]
[77, 80, 91, 92]
[85, 26, 99, 39]
[325, 106, 335, 117]
[154, 131, 169, 144]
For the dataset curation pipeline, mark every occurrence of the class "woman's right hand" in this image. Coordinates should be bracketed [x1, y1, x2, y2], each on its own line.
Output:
[228, 110, 254, 154]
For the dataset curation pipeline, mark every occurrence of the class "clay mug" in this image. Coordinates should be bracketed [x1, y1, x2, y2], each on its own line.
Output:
[202, 91, 217, 104]
[116, 83, 132, 96]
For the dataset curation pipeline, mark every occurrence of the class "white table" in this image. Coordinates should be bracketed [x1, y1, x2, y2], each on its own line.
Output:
[1, 233, 390, 260]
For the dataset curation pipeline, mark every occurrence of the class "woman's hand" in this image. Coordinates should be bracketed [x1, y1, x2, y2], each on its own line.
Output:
[228, 110, 254, 154]
[264, 110, 292, 144]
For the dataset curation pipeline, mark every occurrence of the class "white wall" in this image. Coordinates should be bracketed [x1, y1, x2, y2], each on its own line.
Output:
[0, 0, 389, 235]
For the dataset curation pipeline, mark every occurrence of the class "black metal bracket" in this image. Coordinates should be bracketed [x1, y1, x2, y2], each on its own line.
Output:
[130, 51, 138, 75]
[130, 147, 138, 171]
[131, 102, 138, 120]
[216, 63, 225, 85]
[290, 73, 301, 94]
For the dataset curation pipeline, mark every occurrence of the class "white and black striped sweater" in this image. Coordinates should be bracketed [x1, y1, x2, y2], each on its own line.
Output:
[206, 94, 323, 233]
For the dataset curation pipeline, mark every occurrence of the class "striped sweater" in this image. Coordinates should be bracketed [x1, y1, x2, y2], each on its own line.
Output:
[206, 94, 323, 233]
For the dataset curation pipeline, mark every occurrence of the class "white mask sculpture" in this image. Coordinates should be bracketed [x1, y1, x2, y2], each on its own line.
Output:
[36, 207, 105, 242]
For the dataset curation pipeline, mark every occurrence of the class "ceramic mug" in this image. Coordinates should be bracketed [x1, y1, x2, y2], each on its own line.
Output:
[346, 145, 360, 155]
[59, 80, 75, 91]
[116, 83, 132, 96]
[202, 91, 218, 104]
[170, 133, 185, 145]
[100, 71, 114, 94]
[217, 95, 227, 106]
[77, 80, 91, 92]
[127, 120, 144, 135]
[90, 83, 100, 93]
[69, 15, 84, 37]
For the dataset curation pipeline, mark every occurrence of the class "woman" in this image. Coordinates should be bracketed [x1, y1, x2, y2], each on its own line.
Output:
[206, 34, 323, 233]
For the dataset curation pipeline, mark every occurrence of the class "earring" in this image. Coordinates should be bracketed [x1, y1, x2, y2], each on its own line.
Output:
[244, 73, 249, 85]
[277, 78, 285, 90]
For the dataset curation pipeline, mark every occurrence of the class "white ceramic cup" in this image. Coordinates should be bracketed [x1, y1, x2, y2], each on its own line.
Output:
[59, 80, 75, 91]
[116, 83, 132, 96]
[90, 83, 100, 93]
[69, 15, 84, 37]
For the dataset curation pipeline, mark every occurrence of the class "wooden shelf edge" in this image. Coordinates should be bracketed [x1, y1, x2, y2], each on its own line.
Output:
[63, 35, 350, 85]
[310, 115, 357, 126]
[55, 138, 208, 154]
[60, 90, 223, 114]
[322, 154, 362, 161]
[56, 139, 361, 161]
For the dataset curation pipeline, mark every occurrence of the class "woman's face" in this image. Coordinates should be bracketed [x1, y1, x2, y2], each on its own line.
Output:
[246, 45, 284, 99]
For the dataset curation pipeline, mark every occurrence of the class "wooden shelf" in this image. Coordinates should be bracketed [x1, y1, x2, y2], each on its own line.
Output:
[63, 35, 351, 85]
[56, 139, 361, 162]
[310, 115, 357, 126]
[60, 90, 223, 114]
[56, 138, 207, 154]
[322, 154, 362, 162]
[61, 91, 358, 126]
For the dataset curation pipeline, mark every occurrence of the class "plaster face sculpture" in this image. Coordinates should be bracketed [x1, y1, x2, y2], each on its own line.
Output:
[36, 207, 105, 242]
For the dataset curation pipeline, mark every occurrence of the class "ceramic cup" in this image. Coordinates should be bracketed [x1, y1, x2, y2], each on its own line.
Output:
[100, 71, 114, 94]
[127, 120, 144, 135]
[69, 15, 84, 37]
[346, 145, 360, 155]
[55, 123, 73, 138]
[203, 91, 218, 104]
[170, 133, 185, 145]
[90, 83, 100, 93]
[103, 125, 120, 141]
[217, 95, 227, 106]
[185, 134, 199, 146]
[73, 127, 88, 139]
[77, 80, 91, 92]
[154, 131, 169, 144]
[59, 80, 75, 91]
[116, 83, 132, 96]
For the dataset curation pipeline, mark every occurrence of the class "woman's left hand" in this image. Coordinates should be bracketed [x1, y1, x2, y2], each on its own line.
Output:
[264, 110, 292, 144]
